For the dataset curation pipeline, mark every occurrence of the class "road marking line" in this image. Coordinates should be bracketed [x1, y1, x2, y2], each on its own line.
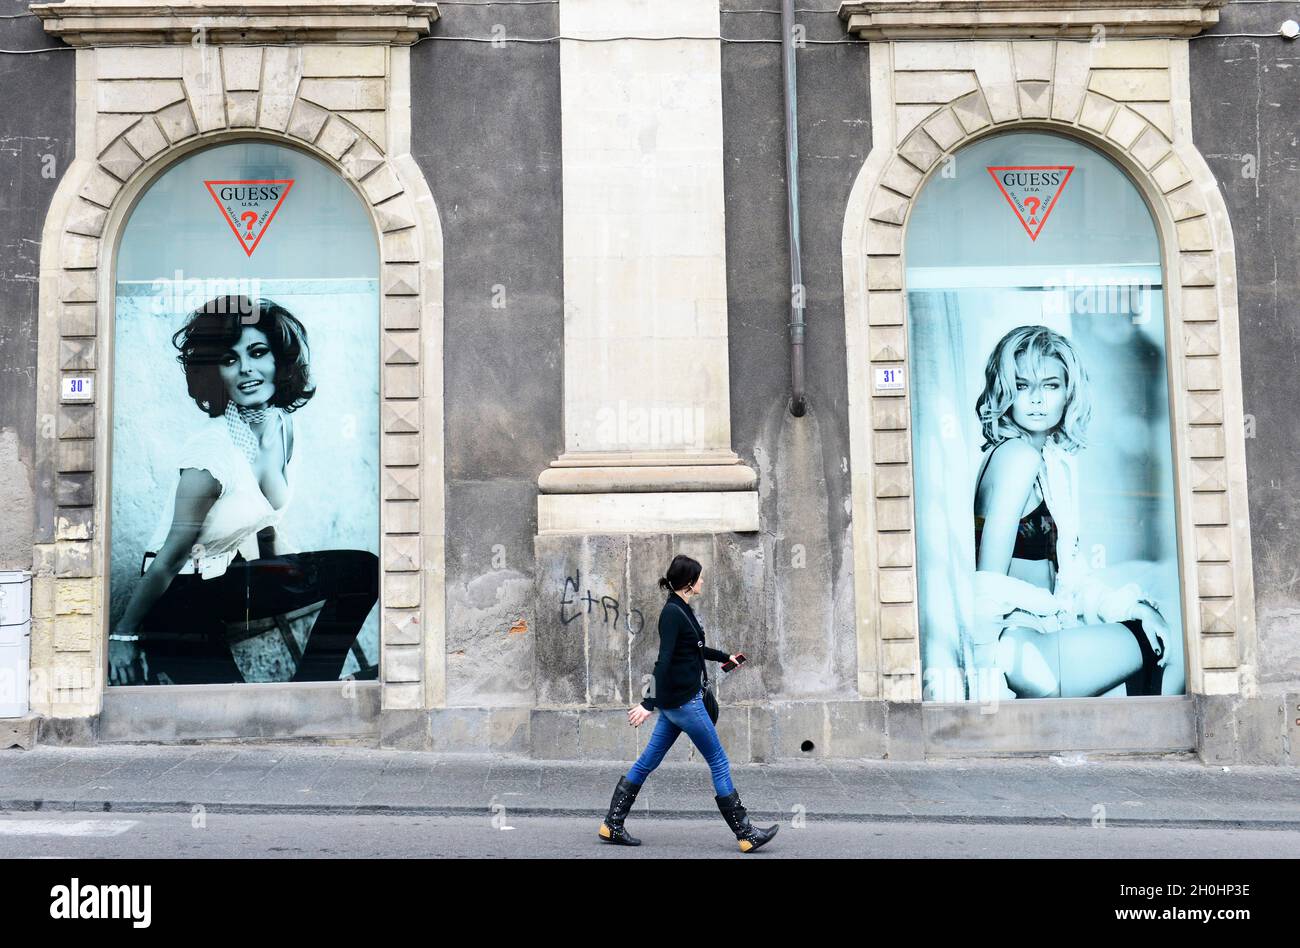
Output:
[0, 819, 138, 837]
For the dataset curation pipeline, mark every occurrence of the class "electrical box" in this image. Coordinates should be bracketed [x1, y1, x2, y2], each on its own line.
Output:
[0, 571, 32, 718]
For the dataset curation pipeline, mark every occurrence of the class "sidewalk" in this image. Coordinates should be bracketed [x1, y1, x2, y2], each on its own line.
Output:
[1, 744, 1297, 828]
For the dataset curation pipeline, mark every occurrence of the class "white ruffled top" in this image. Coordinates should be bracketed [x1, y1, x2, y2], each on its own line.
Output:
[145, 409, 295, 579]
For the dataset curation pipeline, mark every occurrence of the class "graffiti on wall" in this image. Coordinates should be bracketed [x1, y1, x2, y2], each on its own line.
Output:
[559, 570, 645, 635]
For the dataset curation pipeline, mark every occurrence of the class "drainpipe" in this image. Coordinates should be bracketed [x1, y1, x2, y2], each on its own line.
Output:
[781, 0, 807, 417]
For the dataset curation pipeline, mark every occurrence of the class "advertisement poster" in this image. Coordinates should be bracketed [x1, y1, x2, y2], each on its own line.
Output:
[108, 142, 381, 686]
[905, 132, 1186, 703]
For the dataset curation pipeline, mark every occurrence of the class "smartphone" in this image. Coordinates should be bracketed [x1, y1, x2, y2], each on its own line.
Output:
[721, 653, 747, 673]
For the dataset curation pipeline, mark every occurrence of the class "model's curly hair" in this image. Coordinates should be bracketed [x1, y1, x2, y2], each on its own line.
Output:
[975, 324, 1091, 453]
[172, 295, 315, 417]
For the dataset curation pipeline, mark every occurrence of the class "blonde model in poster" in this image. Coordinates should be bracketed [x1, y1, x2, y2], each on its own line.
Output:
[971, 325, 1173, 699]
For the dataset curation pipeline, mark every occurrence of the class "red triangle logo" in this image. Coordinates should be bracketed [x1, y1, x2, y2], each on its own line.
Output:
[204, 179, 295, 257]
[986, 166, 1074, 241]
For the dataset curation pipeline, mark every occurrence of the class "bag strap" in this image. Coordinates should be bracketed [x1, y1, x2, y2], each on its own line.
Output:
[668, 598, 709, 689]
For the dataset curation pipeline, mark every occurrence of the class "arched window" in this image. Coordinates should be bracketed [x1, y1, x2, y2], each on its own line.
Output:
[905, 130, 1185, 704]
[109, 141, 381, 687]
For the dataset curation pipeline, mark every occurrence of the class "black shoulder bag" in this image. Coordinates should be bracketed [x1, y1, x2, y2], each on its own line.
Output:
[702, 679, 720, 726]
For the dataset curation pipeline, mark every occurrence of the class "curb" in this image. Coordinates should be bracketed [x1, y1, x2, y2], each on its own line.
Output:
[3, 799, 1298, 831]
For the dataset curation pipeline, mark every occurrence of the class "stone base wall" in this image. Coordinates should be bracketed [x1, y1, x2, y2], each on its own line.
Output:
[531, 532, 774, 709]
[1196, 693, 1300, 766]
[393, 700, 921, 761]
[26, 694, 1299, 766]
[1, 715, 41, 751]
[400, 695, 1297, 764]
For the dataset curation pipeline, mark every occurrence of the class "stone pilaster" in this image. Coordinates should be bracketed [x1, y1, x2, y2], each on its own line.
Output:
[541, 0, 758, 534]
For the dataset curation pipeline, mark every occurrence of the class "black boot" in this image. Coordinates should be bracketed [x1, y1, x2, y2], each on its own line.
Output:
[715, 789, 778, 853]
[598, 776, 642, 846]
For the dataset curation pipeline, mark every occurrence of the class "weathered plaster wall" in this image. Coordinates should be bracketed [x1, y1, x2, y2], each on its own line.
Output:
[0, 0, 74, 569]
[412, 2, 871, 713]
[529, 4, 871, 715]
[411, 2, 564, 706]
[718, 3, 869, 699]
[1190, 4, 1300, 693]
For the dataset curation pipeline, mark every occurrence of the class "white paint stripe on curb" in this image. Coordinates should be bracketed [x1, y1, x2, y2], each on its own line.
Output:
[0, 819, 138, 837]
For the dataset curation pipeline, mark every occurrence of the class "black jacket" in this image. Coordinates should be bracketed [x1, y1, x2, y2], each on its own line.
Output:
[639, 591, 730, 711]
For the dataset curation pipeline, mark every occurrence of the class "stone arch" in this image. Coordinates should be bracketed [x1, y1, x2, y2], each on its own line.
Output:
[841, 40, 1256, 706]
[32, 43, 446, 731]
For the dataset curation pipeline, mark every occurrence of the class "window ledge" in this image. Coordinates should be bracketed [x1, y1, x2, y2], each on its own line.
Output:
[31, 0, 440, 47]
[838, 0, 1226, 40]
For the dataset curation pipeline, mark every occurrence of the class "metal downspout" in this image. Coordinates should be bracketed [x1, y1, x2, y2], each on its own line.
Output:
[781, 0, 807, 417]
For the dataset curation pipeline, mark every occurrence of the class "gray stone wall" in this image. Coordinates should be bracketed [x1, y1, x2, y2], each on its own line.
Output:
[410, 3, 564, 707]
[1190, 5, 1300, 694]
[0, 1, 74, 569]
[414, 3, 872, 714]
[533, 533, 768, 706]
[716, 3, 870, 699]
[523, 5, 872, 715]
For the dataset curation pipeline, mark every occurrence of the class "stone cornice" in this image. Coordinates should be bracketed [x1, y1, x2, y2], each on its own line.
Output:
[31, 1, 440, 47]
[838, 1, 1227, 39]
[538, 466, 758, 494]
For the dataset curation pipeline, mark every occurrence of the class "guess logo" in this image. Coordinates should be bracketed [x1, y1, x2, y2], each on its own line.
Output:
[986, 164, 1074, 241]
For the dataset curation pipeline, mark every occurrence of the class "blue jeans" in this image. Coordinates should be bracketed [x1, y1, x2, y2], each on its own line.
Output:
[625, 688, 735, 796]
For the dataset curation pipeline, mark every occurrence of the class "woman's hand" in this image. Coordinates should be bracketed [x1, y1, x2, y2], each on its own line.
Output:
[114, 468, 220, 643]
[1135, 604, 1170, 667]
[108, 636, 149, 685]
[627, 705, 652, 728]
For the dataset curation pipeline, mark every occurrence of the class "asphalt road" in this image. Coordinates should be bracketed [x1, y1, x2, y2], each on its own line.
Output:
[1, 811, 1298, 859]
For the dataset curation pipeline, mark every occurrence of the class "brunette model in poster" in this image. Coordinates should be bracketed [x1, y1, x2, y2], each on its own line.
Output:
[108, 296, 378, 686]
[972, 325, 1172, 698]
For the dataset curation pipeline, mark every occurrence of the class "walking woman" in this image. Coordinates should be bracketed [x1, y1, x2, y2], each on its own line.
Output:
[108, 295, 379, 686]
[598, 554, 778, 853]
[971, 324, 1174, 698]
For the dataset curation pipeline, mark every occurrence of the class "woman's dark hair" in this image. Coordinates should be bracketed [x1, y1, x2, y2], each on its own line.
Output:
[658, 554, 702, 593]
[172, 295, 316, 417]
